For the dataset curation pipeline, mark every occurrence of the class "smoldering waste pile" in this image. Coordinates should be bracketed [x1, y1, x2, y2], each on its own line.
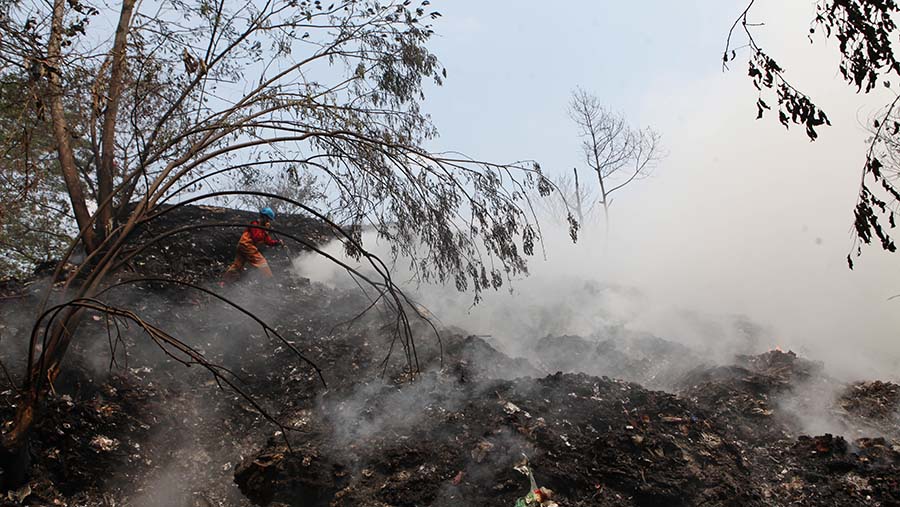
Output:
[1, 206, 899, 506]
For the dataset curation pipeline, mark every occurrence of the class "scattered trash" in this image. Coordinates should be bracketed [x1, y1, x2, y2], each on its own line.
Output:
[514, 455, 560, 507]
[840, 380, 900, 425]
[6, 206, 900, 506]
[503, 401, 523, 416]
[471, 440, 494, 463]
[90, 435, 119, 452]
[7, 484, 31, 503]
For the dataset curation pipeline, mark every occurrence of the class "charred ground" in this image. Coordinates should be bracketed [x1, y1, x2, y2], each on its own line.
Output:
[0, 206, 899, 506]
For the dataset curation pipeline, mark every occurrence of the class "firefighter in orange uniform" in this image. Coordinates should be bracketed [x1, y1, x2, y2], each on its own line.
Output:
[222, 207, 283, 283]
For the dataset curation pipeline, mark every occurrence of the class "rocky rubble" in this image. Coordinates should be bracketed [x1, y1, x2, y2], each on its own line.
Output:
[128, 204, 335, 282]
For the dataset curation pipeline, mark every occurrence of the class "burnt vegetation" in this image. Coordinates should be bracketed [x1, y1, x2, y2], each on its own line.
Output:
[0, 0, 561, 490]
[0, 0, 899, 505]
[2, 210, 900, 505]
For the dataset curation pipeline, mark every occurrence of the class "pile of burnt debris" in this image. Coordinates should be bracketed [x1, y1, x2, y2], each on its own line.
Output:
[1, 206, 899, 506]
[234, 344, 900, 506]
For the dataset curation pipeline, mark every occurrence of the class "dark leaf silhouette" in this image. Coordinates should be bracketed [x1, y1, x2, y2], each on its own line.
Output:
[726, 0, 900, 266]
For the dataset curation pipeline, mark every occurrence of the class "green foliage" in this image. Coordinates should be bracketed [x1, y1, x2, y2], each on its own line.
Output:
[0, 0, 553, 296]
[0, 75, 74, 278]
[235, 166, 326, 216]
[0, 2, 561, 484]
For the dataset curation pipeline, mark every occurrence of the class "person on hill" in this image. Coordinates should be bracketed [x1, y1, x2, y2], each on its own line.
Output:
[221, 207, 283, 284]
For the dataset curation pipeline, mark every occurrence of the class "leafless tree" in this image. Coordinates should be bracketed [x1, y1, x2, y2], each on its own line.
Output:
[536, 168, 601, 226]
[568, 88, 661, 230]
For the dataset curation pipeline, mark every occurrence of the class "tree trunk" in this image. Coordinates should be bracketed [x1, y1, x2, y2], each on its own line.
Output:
[594, 170, 610, 237]
[0, 383, 38, 489]
[572, 167, 584, 224]
[1, 309, 82, 489]
[96, 0, 137, 242]
[47, 0, 96, 253]
[0, 0, 132, 477]
[0, 0, 86, 485]
[595, 171, 610, 241]
[602, 199, 609, 240]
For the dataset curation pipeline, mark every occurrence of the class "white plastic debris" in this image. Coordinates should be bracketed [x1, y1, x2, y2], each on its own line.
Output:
[90, 435, 119, 452]
[7, 484, 31, 503]
[503, 401, 522, 415]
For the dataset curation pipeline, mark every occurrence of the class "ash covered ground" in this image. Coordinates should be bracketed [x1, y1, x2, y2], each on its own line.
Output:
[1, 206, 899, 506]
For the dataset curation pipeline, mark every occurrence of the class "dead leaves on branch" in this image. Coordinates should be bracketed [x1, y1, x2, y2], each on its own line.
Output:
[727, 0, 900, 264]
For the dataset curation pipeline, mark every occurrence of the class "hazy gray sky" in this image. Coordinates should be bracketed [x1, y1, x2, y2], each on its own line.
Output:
[397, 1, 900, 377]
[423, 1, 746, 160]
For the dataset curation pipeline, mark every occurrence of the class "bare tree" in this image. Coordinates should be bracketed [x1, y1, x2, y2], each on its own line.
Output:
[568, 88, 661, 230]
[535, 168, 601, 226]
[0, 0, 562, 483]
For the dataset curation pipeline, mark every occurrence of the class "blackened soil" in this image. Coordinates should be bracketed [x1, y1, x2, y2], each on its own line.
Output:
[1, 206, 899, 507]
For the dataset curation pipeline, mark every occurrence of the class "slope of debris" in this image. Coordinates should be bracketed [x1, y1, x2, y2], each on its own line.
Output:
[236, 371, 754, 507]
[1, 205, 899, 506]
[234, 344, 900, 507]
[533, 329, 702, 390]
[128, 204, 335, 281]
[839, 381, 900, 437]
[677, 350, 825, 441]
[673, 350, 900, 505]
[0, 205, 337, 505]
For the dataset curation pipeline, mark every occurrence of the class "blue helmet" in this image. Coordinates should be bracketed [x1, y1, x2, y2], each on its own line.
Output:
[260, 207, 276, 221]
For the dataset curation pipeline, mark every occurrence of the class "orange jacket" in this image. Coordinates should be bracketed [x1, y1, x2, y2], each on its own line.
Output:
[242, 220, 279, 247]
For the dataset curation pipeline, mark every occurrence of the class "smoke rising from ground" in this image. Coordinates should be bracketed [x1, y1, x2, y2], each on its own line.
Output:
[411, 1, 900, 383]
[293, 209, 900, 386]
[46, 278, 323, 506]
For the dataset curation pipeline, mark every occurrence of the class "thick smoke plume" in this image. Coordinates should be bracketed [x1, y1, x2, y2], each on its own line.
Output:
[293, 217, 900, 385]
